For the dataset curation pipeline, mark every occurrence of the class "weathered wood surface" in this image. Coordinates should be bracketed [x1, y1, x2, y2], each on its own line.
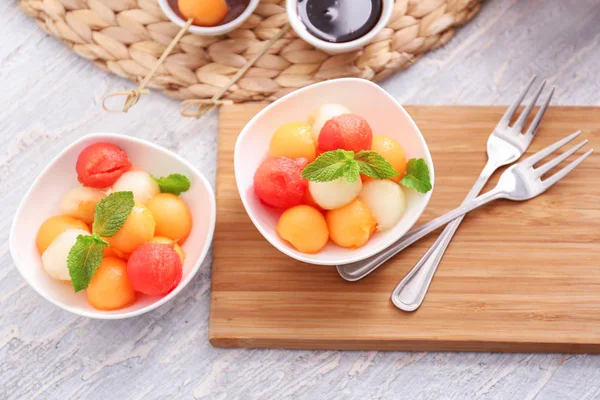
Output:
[2, 0, 600, 399]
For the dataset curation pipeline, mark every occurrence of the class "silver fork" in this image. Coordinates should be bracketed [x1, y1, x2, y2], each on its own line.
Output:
[336, 77, 553, 295]
[388, 130, 592, 308]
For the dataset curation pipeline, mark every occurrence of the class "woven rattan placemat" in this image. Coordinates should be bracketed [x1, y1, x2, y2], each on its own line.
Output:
[19, 0, 482, 104]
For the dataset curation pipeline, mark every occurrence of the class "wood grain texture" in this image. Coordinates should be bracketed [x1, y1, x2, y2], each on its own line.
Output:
[4, 0, 600, 399]
[210, 104, 600, 352]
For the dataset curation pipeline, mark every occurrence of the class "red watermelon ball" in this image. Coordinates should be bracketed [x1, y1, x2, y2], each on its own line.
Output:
[317, 114, 373, 154]
[253, 156, 308, 209]
[127, 243, 183, 296]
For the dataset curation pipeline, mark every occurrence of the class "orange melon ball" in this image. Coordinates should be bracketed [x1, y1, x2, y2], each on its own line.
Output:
[36, 215, 90, 254]
[152, 236, 186, 262]
[87, 257, 135, 311]
[178, 0, 229, 27]
[371, 136, 407, 183]
[108, 203, 155, 254]
[146, 193, 193, 244]
[276, 205, 329, 254]
[326, 199, 377, 249]
[269, 122, 316, 162]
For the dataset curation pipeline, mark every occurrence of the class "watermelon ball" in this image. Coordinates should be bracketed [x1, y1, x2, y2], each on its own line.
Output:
[127, 243, 183, 296]
[253, 156, 308, 209]
[317, 114, 373, 154]
[76, 142, 132, 188]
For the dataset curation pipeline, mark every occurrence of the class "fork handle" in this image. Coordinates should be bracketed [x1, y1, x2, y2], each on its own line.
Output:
[336, 188, 505, 282]
[391, 161, 496, 311]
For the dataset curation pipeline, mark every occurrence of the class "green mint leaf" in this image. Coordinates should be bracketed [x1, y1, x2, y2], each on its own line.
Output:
[92, 191, 135, 237]
[67, 234, 107, 292]
[152, 173, 191, 195]
[355, 150, 399, 179]
[302, 150, 356, 182]
[400, 158, 432, 193]
[342, 160, 360, 183]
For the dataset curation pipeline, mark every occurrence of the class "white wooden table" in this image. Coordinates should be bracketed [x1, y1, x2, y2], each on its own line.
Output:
[2, 1, 600, 399]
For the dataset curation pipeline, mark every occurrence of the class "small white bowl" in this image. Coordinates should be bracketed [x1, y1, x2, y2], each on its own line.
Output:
[158, 0, 260, 36]
[234, 78, 434, 266]
[9, 133, 216, 319]
[286, 0, 394, 54]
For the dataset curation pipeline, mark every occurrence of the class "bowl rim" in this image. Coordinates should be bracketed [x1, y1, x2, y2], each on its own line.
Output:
[285, 0, 394, 54]
[158, 0, 260, 36]
[9, 132, 216, 320]
[234, 77, 435, 266]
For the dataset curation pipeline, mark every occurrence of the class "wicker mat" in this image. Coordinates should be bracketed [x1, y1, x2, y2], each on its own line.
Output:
[19, 0, 482, 103]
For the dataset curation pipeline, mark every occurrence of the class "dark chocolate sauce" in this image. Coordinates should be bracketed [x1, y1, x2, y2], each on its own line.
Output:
[169, 0, 251, 26]
[297, 0, 382, 43]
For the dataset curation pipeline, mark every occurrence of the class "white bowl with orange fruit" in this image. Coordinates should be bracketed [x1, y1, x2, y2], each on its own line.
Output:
[10, 133, 215, 319]
[235, 78, 435, 265]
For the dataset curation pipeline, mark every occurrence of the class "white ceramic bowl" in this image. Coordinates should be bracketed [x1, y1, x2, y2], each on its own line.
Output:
[158, 0, 260, 36]
[9, 133, 216, 319]
[286, 0, 394, 54]
[234, 78, 434, 266]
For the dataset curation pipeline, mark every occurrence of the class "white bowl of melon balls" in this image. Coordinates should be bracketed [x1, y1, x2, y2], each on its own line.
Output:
[10, 133, 216, 319]
[235, 78, 435, 265]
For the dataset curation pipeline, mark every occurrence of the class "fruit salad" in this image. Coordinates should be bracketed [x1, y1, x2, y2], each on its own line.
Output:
[36, 142, 193, 311]
[252, 104, 432, 254]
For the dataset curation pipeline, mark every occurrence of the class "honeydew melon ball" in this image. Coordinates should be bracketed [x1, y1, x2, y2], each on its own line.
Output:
[308, 104, 351, 142]
[60, 186, 106, 224]
[359, 179, 406, 232]
[41, 228, 90, 281]
[111, 171, 160, 204]
[309, 177, 362, 210]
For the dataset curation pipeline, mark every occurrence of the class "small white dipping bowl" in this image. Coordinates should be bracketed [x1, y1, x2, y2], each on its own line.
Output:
[9, 133, 216, 319]
[234, 78, 434, 266]
[158, 0, 260, 36]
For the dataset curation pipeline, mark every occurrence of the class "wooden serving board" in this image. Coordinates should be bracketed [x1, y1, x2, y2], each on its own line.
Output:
[209, 104, 600, 352]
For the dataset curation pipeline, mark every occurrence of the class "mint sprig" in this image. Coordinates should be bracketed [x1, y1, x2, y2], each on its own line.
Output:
[92, 191, 135, 237]
[152, 173, 191, 195]
[400, 158, 432, 193]
[67, 233, 108, 292]
[302, 150, 397, 183]
[68, 191, 135, 291]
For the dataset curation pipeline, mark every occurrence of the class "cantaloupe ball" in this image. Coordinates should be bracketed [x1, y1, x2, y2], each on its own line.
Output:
[276, 205, 329, 254]
[111, 171, 160, 204]
[308, 104, 351, 142]
[36, 215, 90, 254]
[178, 0, 229, 27]
[359, 180, 406, 232]
[269, 122, 316, 162]
[108, 202, 155, 254]
[371, 136, 407, 183]
[152, 236, 186, 262]
[41, 228, 90, 281]
[60, 186, 106, 224]
[309, 177, 362, 210]
[146, 193, 192, 244]
[326, 199, 376, 249]
[87, 257, 135, 311]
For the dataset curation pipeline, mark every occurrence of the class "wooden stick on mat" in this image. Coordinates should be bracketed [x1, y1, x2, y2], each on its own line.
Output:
[180, 23, 291, 119]
[102, 19, 194, 113]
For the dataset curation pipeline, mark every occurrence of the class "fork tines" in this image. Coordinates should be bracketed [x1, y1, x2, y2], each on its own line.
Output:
[524, 130, 594, 189]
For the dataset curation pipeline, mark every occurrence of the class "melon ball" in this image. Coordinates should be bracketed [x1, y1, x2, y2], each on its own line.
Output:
[108, 202, 156, 254]
[370, 136, 407, 183]
[326, 199, 376, 249]
[60, 186, 106, 224]
[317, 114, 373, 154]
[269, 122, 316, 162]
[359, 180, 406, 232]
[151, 236, 186, 262]
[178, 0, 229, 27]
[36, 215, 90, 254]
[146, 194, 193, 244]
[41, 228, 90, 281]
[127, 243, 183, 296]
[111, 171, 160, 204]
[276, 205, 329, 254]
[308, 104, 351, 142]
[309, 177, 362, 210]
[253, 157, 308, 209]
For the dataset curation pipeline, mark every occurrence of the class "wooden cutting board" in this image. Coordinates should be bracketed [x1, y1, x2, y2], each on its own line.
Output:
[209, 104, 600, 352]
